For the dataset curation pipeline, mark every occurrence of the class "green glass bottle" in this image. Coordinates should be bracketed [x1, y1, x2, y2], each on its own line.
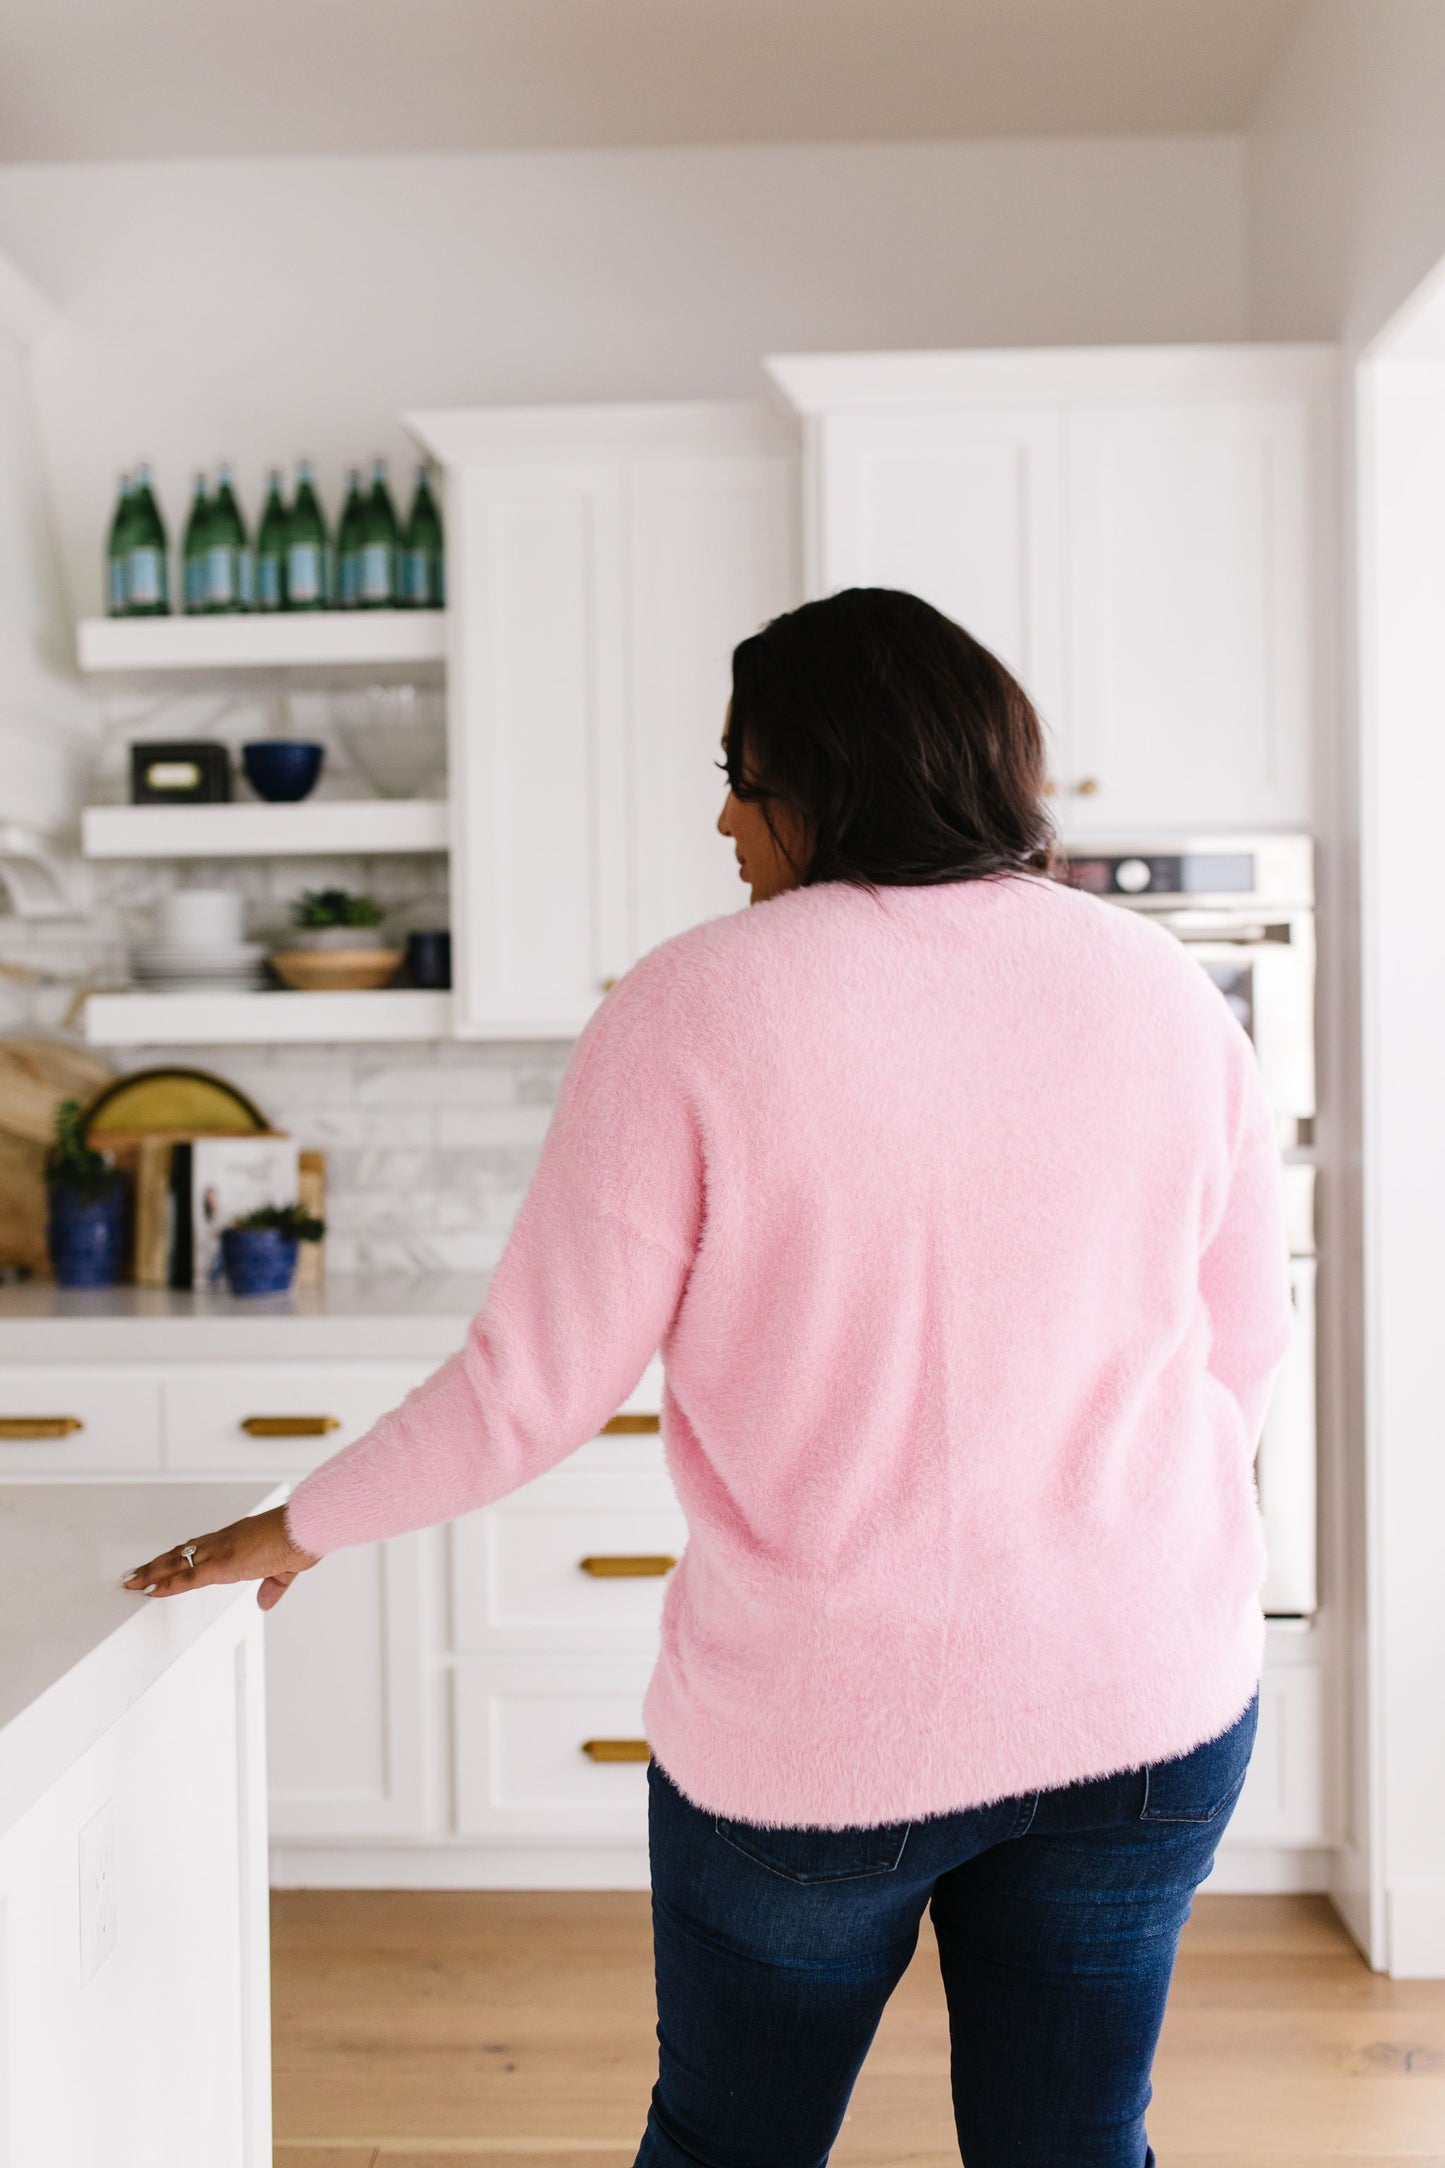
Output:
[254, 470, 288, 613]
[105, 473, 133, 617]
[399, 465, 444, 609]
[284, 458, 330, 611]
[357, 458, 399, 609]
[206, 463, 251, 612]
[335, 469, 364, 609]
[125, 463, 170, 616]
[181, 473, 212, 615]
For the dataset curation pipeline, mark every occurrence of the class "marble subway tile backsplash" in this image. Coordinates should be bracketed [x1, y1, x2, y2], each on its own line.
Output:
[149, 1038, 575, 1276]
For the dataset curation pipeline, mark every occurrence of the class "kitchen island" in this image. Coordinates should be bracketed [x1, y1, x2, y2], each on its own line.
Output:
[0, 1482, 278, 2167]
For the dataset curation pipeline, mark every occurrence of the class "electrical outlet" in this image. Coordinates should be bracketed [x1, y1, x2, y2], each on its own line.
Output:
[78, 1802, 117, 1982]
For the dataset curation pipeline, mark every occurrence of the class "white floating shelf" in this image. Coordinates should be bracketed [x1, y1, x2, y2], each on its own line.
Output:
[82, 799, 448, 860]
[77, 611, 446, 676]
[84, 988, 452, 1046]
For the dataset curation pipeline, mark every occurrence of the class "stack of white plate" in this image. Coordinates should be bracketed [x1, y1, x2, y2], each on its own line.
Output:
[129, 940, 269, 993]
[130, 888, 268, 994]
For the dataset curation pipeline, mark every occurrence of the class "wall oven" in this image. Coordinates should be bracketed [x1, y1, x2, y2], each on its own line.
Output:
[1056, 836, 1317, 1616]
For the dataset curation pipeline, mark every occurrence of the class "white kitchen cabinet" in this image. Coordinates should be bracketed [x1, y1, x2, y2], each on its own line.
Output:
[264, 1530, 431, 1842]
[0, 1300, 1333, 1891]
[809, 409, 1065, 761]
[768, 346, 1333, 835]
[629, 449, 800, 954]
[1064, 400, 1313, 833]
[437, 455, 630, 1033]
[409, 402, 799, 1036]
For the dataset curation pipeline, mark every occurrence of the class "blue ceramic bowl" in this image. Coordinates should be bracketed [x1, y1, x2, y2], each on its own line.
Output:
[220, 1225, 299, 1296]
[241, 741, 325, 803]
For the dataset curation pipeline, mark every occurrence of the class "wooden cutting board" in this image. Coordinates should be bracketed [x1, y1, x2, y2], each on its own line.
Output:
[0, 1040, 115, 1272]
[0, 1038, 114, 1147]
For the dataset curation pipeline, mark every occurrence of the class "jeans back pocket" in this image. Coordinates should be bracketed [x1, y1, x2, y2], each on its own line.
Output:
[1140, 1694, 1259, 1823]
[713, 1815, 911, 1883]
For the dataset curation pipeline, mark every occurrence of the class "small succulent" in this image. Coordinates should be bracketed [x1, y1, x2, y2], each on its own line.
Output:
[290, 887, 384, 930]
[47, 1099, 119, 1201]
[229, 1202, 326, 1242]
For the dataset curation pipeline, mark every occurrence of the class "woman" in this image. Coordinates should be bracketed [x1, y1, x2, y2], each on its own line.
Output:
[129, 588, 1293, 2167]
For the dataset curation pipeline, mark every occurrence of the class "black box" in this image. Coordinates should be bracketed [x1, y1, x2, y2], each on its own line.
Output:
[130, 741, 232, 804]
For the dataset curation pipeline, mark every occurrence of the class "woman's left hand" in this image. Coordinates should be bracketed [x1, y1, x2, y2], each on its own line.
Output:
[124, 1503, 319, 1612]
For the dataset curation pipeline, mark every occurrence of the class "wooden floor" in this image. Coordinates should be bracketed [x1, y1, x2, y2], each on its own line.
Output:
[271, 1891, 1445, 2166]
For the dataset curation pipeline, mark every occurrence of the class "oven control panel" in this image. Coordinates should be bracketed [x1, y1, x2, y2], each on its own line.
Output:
[1062, 851, 1256, 900]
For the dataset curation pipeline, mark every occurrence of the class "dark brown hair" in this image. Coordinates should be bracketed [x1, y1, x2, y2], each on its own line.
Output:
[726, 587, 1055, 888]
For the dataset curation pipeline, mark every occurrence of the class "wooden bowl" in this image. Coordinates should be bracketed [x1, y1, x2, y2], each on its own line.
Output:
[268, 948, 403, 993]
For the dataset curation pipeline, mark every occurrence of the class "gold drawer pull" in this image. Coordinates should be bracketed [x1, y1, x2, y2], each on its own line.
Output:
[0, 1416, 84, 1440]
[581, 1738, 651, 1763]
[240, 1415, 342, 1438]
[579, 1554, 676, 1578]
[602, 1413, 660, 1435]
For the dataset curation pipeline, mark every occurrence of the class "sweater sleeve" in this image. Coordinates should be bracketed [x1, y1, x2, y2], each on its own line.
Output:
[1198, 1038, 1295, 1446]
[284, 962, 702, 1556]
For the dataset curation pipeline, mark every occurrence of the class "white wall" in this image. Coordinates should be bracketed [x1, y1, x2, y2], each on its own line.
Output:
[1248, 0, 1445, 348]
[1247, 0, 1445, 1973]
[0, 135, 1248, 618]
[0, 315, 90, 827]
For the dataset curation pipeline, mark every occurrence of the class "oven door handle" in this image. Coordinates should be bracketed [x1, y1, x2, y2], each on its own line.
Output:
[1157, 921, 1295, 947]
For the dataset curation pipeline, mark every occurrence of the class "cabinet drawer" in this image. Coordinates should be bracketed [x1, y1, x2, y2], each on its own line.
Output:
[0, 1369, 160, 1473]
[451, 1466, 687, 1652]
[162, 1364, 432, 1475]
[452, 1657, 653, 1837]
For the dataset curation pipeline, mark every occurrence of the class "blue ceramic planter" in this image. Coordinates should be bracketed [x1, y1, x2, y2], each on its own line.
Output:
[220, 1226, 299, 1296]
[48, 1180, 126, 1288]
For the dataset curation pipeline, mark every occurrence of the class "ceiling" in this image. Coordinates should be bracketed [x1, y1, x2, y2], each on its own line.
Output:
[1, 0, 1310, 163]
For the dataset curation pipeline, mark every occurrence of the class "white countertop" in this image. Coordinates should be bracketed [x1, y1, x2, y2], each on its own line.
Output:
[0, 1273, 487, 1363]
[0, 1481, 279, 1838]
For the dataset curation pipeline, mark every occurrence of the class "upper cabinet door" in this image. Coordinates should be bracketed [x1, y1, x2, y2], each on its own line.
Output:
[1064, 401, 1313, 833]
[628, 450, 800, 956]
[446, 459, 628, 1036]
[812, 409, 1066, 761]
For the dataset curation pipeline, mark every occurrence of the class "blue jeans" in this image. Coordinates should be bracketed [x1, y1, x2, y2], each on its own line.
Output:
[635, 1695, 1257, 2168]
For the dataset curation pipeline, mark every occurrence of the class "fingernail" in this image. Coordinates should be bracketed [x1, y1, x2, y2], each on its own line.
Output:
[143, 1584, 158, 1595]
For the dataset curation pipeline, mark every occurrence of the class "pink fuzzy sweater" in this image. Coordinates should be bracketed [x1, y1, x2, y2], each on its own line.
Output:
[287, 873, 1293, 1828]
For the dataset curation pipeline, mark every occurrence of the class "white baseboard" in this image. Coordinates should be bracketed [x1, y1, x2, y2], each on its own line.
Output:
[1204, 1845, 1332, 1894]
[272, 1841, 1330, 1896]
[1385, 1884, 1445, 1978]
[270, 1843, 653, 1889]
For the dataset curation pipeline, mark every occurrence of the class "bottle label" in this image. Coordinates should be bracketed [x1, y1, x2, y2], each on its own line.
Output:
[359, 542, 392, 603]
[183, 556, 203, 612]
[287, 541, 324, 606]
[339, 551, 359, 607]
[108, 558, 127, 614]
[238, 547, 254, 610]
[205, 545, 236, 608]
[127, 547, 163, 608]
[400, 548, 428, 605]
[256, 556, 282, 611]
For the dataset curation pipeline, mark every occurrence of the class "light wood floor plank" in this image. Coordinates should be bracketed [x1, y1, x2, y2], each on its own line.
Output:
[273, 1891, 1445, 2165]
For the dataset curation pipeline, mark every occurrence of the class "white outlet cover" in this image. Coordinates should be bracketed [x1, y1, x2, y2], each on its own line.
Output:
[78, 1801, 117, 1982]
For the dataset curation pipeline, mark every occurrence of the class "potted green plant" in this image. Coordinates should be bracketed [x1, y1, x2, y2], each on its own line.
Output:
[219, 1202, 326, 1297]
[46, 1099, 127, 1288]
[288, 887, 388, 951]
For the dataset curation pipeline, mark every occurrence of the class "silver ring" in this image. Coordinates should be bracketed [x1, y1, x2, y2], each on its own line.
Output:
[180, 1543, 198, 1572]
